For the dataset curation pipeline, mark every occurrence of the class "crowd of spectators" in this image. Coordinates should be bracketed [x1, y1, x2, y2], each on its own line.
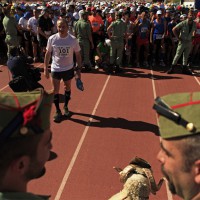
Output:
[0, 0, 199, 73]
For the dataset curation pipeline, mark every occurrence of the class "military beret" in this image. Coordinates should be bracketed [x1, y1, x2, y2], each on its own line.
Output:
[153, 92, 200, 139]
[0, 89, 53, 143]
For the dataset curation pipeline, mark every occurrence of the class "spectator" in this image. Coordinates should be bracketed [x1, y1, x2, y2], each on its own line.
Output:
[134, 11, 150, 68]
[95, 38, 110, 70]
[18, 11, 32, 57]
[27, 8, 40, 62]
[150, 9, 167, 67]
[7, 47, 43, 92]
[88, 6, 104, 66]
[37, 8, 54, 62]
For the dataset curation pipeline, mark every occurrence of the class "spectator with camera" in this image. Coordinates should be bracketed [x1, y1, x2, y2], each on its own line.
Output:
[7, 47, 43, 92]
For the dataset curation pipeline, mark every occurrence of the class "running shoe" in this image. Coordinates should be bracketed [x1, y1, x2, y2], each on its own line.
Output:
[53, 110, 62, 123]
[63, 106, 70, 117]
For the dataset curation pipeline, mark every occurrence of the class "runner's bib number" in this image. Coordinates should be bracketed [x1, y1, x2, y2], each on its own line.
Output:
[56, 46, 70, 57]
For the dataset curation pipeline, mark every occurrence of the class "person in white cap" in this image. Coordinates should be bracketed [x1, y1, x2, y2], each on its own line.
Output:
[150, 9, 167, 67]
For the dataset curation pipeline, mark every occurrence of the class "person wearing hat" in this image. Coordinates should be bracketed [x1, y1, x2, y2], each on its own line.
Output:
[167, 9, 196, 75]
[153, 92, 200, 200]
[0, 88, 54, 200]
[2, 4, 20, 58]
[150, 9, 167, 67]
[107, 11, 127, 73]
[44, 18, 83, 123]
[37, 7, 54, 62]
[74, 10, 94, 71]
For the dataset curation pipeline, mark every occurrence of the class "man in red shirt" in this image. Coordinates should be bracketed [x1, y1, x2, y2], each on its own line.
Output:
[88, 7, 104, 67]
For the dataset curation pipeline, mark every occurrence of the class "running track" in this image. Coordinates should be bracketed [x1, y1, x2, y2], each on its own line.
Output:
[1, 62, 199, 200]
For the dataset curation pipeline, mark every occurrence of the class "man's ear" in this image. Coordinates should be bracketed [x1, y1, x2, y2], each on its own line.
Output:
[194, 160, 200, 184]
[10, 156, 31, 175]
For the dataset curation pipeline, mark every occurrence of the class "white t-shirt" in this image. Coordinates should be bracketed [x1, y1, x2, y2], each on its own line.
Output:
[46, 33, 81, 72]
[18, 17, 28, 29]
[27, 16, 38, 34]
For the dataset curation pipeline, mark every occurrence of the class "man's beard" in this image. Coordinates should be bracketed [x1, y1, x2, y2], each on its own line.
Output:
[161, 166, 177, 194]
[25, 161, 47, 181]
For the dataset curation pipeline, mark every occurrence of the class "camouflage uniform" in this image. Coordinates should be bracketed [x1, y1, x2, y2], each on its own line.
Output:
[109, 18, 127, 68]
[74, 17, 93, 68]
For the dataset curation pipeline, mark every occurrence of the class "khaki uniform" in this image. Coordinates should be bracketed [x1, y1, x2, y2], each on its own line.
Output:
[0, 192, 50, 200]
[109, 19, 127, 67]
[3, 15, 19, 57]
[74, 19, 92, 67]
[172, 19, 196, 66]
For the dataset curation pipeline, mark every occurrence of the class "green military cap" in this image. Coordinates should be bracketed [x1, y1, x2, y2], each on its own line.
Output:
[153, 92, 200, 139]
[0, 88, 53, 142]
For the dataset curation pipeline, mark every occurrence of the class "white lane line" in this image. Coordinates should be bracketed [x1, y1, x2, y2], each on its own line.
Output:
[193, 76, 200, 86]
[150, 68, 174, 200]
[0, 63, 43, 91]
[54, 75, 111, 200]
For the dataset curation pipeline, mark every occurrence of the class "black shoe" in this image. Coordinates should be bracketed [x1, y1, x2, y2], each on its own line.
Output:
[84, 65, 92, 72]
[107, 64, 114, 74]
[63, 106, 71, 117]
[182, 66, 193, 75]
[167, 65, 175, 74]
[53, 110, 62, 123]
[115, 67, 123, 74]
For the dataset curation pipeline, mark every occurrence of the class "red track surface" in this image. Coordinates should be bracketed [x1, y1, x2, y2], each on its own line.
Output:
[1, 62, 199, 200]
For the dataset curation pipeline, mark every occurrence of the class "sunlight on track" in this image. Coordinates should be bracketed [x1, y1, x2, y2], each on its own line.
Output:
[194, 76, 200, 86]
[54, 75, 111, 200]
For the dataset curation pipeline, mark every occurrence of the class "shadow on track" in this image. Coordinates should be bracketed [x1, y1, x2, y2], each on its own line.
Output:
[67, 112, 159, 136]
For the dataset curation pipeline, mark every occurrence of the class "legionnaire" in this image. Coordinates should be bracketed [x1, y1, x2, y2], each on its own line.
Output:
[2, 4, 20, 58]
[167, 9, 196, 75]
[109, 157, 164, 200]
[153, 92, 200, 200]
[74, 10, 94, 71]
[0, 88, 54, 200]
[107, 11, 127, 74]
[44, 18, 83, 123]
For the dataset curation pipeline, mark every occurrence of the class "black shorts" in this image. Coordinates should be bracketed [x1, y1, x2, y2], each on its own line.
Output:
[23, 31, 31, 41]
[51, 68, 74, 81]
[31, 35, 39, 44]
[38, 36, 47, 47]
[164, 37, 172, 46]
